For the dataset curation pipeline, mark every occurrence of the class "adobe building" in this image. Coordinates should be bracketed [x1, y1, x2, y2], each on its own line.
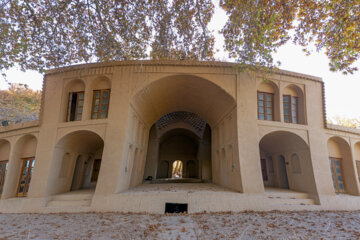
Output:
[1, 60, 360, 214]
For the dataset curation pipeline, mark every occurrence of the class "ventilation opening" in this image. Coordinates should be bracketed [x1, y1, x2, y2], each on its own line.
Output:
[165, 203, 188, 214]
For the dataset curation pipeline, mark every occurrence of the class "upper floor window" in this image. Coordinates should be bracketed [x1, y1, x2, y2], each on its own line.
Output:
[92, 89, 110, 119]
[67, 92, 84, 121]
[257, 92, 274, 121]
[283, 95, 298, 123]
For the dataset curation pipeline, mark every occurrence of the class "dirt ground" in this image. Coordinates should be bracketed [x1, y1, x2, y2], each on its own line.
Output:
[0, 211, 360, 239]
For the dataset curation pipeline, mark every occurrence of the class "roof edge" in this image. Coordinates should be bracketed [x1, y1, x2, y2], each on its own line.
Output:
[44, 60, 323, 82]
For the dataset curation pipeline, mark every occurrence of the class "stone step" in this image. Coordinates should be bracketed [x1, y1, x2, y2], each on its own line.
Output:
[50, 191, 94, 201]
[267, 197, 316, 205]
[265, 190, 310, 200]
[46, 190, 94, 208]
[46, 199, 92, 208]
[264, 188, 316, 205]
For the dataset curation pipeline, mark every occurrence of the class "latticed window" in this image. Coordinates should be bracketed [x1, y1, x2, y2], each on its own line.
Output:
[283, 95, 298, 123]
[67, 92, 84, 121]
[17, 157, 35, 197]
[0, 160, 8, 196]
[92, 89, 110, 119]
[257, 92, 274, 121]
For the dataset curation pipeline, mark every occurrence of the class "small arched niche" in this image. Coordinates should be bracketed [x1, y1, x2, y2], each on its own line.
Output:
[257, 80, 280, 121]
[282, 84, 306, 124]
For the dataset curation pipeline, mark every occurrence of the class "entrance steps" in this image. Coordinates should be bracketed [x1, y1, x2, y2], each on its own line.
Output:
[265, 188, 316, 206]
[46, 189, 94, 208]
[148, 178, 203, 184]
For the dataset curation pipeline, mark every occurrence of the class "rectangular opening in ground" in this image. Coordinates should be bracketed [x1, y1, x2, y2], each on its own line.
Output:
[165, 203, 188, 213]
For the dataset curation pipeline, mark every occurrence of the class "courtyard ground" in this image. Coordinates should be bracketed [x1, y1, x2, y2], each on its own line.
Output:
[0, 211, 360, 239]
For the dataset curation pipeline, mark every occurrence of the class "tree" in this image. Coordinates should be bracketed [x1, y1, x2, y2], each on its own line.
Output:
[1, 0, 359, 75]
[0, 83, 41, 125]
[328, 115, 360, 129]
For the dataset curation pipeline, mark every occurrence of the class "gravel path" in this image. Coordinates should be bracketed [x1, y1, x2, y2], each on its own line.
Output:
[0, 211, 360, 239]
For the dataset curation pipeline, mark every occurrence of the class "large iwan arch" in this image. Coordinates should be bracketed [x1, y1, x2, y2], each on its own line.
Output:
[123, 74, 242, 192]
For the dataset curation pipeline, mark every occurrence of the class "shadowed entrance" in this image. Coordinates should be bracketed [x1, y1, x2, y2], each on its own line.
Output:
[144, 111, 212, 183]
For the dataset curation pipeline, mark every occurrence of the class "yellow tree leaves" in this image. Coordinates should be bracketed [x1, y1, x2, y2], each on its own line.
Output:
[0, 83, 41, 125]
[1, 0, 359, 74]
[222, 0, 359, 74]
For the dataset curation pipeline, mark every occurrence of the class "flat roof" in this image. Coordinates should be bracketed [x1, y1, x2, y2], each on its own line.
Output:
[45, 60, 323, 82]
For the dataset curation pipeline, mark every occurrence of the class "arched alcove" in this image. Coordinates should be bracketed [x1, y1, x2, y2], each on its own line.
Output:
[259, 131, 317, 195]
[327, 137, 359, 195]
[46, 130, 104, 196]
[283, 84, 306, 124]
[4, 135, 37, 198]
[354, 142, 360, 184]
[0, 139, 10, 197]
[257, 80, 280, 121]
[62, 79, 86, 122]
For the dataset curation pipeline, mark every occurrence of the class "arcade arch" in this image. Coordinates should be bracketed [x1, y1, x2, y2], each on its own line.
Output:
[46, 130, 104, 196]
[4, 135, 37, 198]
[0, 139, 10, 196]
[259, 131, 317, 195]
[327, 137, 359, 195]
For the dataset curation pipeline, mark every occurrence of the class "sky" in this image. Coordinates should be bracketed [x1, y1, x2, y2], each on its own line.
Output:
[1, 3, 359, 121]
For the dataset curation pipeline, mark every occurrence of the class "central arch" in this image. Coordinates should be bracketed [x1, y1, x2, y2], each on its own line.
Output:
[127, 74, 242, 192]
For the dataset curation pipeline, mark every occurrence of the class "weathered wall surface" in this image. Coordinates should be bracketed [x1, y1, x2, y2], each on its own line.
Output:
[1, 61, 360, 213]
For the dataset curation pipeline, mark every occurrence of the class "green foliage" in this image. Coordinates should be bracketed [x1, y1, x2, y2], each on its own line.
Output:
[0, 0, 359, 74]
[0, 83, 41, 125]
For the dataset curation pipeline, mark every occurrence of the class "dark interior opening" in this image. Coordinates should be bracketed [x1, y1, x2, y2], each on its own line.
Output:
[165, 203, 188, 214]
[69, 92, 78, 121]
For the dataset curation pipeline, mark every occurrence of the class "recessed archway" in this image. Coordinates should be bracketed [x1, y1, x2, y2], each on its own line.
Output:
[129, 74, 241, 192]
[3, 135, 37, 198]
[0, 139, 10, 197]
[46, 130, 104, 196]
[144, 112, 210, 182]
[327, 136, 359, 195]
[259, 131, 317, 195]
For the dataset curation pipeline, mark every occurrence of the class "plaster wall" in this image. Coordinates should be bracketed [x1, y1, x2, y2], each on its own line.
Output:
[1, 61, 360, 213]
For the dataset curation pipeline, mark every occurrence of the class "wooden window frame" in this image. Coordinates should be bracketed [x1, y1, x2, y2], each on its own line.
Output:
[283, 95, 299, 124]
[67, 91, 85, 122]
[91, 89, 111, 119]
[329, 157, 345, 193]
[0, 160, 8, 196]
[257, 91, 274, 121]
[17, 157, 35, 197]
